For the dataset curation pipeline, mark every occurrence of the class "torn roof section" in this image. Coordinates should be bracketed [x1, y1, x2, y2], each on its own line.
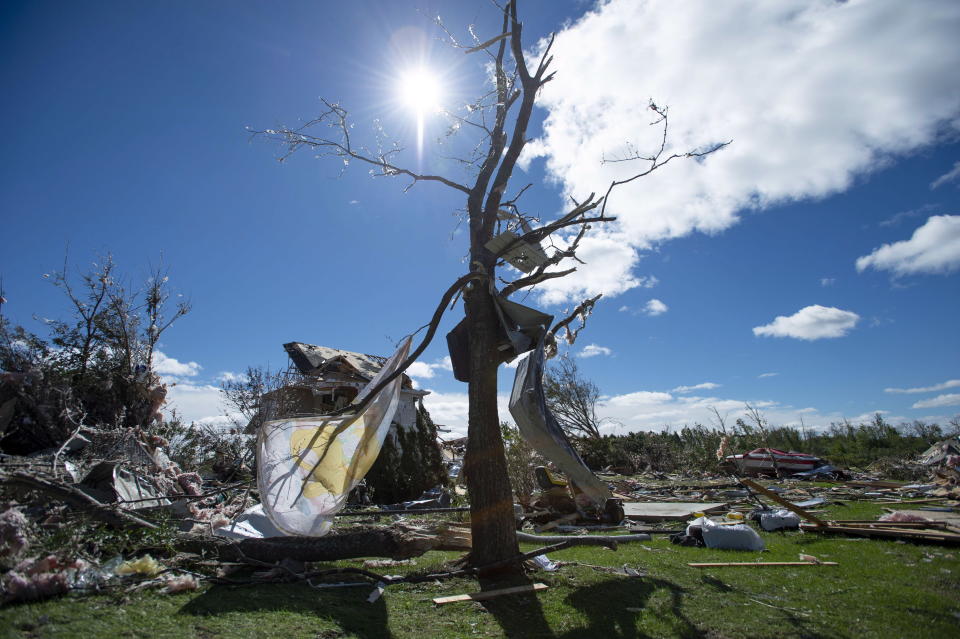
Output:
[283, 342, 421, 392]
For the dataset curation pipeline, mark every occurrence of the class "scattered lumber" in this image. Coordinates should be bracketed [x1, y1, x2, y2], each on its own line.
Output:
[740, 478, 827, 527]
[688, 561, 838, 568]
[433, 582, 548, 605]
[800, 522, 960, 545]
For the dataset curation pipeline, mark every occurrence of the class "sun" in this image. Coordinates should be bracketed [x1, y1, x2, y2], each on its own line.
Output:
[398, 67, 443, 115]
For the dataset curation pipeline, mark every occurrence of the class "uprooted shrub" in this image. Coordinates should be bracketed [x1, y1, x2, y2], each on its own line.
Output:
[0, 254, 189, 454]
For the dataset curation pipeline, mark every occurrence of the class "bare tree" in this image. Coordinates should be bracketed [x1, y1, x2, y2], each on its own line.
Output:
[543, 354, 604, 439]
[257, 0, 726, 572]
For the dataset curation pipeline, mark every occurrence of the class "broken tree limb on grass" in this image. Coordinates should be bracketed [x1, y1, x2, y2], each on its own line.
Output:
[433, 582, 548, 605]
[740, 478, 827, 527]
[688, 561, 838, 567]
[3, 471, 159, 530]
[516, 531, 650, 548]
[178, 523, 471, 563]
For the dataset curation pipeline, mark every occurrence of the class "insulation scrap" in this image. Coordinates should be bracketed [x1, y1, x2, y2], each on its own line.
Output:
[0, 506, 30, 557]
[116, 554, 163, 577]
[1, 555, 91, 603]
[176, 472, 203, 497]
[162, 574, 198, 593]
[879, 511, 931, 523]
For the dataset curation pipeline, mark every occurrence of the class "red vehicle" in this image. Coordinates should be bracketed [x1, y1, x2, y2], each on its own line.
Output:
[723, 448, 823, 476]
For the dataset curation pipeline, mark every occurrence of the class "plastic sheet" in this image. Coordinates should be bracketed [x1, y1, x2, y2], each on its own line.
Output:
[257, 338, 411, 536]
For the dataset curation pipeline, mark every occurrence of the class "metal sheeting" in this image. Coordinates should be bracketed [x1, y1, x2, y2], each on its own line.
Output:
[509, 340, 611, 509]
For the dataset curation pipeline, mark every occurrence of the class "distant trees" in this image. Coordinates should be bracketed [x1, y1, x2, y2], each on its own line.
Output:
[0, 254, 189, 453]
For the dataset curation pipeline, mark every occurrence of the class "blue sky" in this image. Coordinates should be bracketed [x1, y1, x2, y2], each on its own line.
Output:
[2, 0, 958, 437]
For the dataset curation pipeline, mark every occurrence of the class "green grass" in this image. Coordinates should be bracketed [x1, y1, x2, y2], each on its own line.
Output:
[2, 502, 959, 638]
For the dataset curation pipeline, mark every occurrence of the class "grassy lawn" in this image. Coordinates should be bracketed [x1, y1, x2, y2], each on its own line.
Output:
[2, 502, 958, 639]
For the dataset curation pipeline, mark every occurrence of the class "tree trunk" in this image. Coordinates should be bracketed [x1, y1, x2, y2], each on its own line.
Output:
[463, 278, 520, 570]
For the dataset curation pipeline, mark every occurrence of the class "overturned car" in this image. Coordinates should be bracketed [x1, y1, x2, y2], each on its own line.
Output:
[721, 447, 825, 477]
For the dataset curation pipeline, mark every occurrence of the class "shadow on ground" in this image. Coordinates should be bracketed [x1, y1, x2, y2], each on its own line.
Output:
[179, 582, 393, 639]
[556, 576, 699, 639]
[479, 573, 555, 638]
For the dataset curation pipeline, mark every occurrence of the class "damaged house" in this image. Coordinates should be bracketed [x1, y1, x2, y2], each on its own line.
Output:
[250, 342, 448, 504]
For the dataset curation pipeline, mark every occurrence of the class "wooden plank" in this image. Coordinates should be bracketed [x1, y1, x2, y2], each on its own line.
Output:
[433, 583, 548, 605]
[688, 561, 838, 567]
[801, 523, 960, 543]
[740, 478, 827, 527]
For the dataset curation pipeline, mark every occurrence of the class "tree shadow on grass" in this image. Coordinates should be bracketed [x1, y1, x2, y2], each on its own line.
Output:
[699, 574, 838, 639]
[179, 582, 394, 639]
[478, 573, 556, 638]
[555, 576, 699, 639]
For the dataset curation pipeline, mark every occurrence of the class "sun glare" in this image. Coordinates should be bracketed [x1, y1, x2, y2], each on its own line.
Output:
[398, 67, 443, 115]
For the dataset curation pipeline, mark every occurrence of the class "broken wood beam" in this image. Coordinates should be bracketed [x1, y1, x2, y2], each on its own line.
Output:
[740, 478, 827, 527]
[433, 583, 548, 605]
[688, 561, 838, 567]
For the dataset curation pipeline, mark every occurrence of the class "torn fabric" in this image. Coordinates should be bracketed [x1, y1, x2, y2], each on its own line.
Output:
[509, 339, 611, 509]
[257, 338, 411, 536]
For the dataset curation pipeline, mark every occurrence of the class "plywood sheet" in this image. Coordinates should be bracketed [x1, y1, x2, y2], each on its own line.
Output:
[623, 502, 727, 521]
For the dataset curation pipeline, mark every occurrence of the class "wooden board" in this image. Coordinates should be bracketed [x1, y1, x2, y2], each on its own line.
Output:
[740, 478, 827, 527]
[622, 502, 727, 522]
[433, 583, 548, 605]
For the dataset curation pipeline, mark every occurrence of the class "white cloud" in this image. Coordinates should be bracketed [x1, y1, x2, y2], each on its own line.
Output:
[643, 299, 668, 316]
[820, 278, 835, 287]
[753, 305, 859, 340]
[672, 382, 721, 394]
[579, 344, 612, 358]
[534, 232, 642, 306]
[885, 379, 960, 394]
[216, 371, 247, 384]
[912, 393, 960, 409]
[758, 372, 779, 378]
[153, 351, 201, 378]
[931, 161, 960, 189]
[856, 215, 960, 276]
[406, 361, 437, 379]
[162, 380, 225, 424]
[524, 0, 960, 303]
[420, 390, 512, 439]
[406, 356, 454, 380]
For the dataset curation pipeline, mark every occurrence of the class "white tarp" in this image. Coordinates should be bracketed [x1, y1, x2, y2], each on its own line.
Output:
[257, 338, 411, 536]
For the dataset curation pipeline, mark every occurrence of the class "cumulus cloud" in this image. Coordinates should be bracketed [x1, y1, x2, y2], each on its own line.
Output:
[856, 215, 960, 276]
[885, 379, 960, 394]
[420, 390, 511, 438]
[579, 344, 613, 358]
[912, 393, 960, 409]
[523, 0, 960, 304]
[643, 299, 668, 316]
[672, 382, 720, 393]
[931, 161, 960, 189]
[162, 380, 224, 424]
[153, 351, 201, 378]
[406, 356, 454, 380]
[753, 305, 859, 340]
[820, 278, 835, 287]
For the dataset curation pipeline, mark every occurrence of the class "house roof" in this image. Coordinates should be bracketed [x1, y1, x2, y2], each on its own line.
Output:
[284, 342, 385, 379]
[283, 342, 423, 393]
